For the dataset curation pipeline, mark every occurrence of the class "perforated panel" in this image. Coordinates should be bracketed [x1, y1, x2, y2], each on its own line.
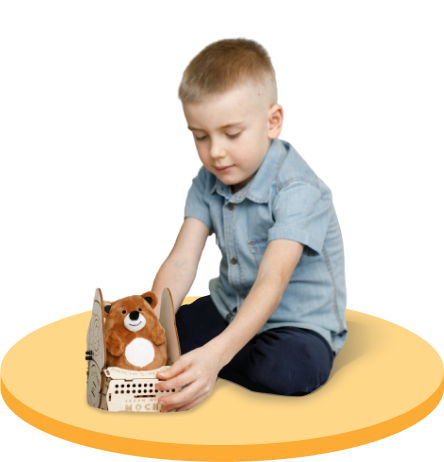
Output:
[107, 378, 179, 412]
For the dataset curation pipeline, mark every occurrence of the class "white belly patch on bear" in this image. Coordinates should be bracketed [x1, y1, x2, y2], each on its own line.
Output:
[125, 338, 155, 368]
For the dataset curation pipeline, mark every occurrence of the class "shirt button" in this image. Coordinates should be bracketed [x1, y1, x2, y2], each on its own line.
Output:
[227, 203, 234, 211]
[230, 257, 238, 264]
[240, 292, 246, 298]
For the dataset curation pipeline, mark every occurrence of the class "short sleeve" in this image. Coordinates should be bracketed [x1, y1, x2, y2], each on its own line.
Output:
[268, 180, 333, 255]
[184, 166, 214, 235]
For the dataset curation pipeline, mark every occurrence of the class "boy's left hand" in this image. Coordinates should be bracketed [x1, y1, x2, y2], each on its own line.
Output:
[155, 342, 226, 412]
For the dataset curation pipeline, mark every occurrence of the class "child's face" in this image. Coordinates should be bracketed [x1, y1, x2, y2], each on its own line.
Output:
[183, 82, 283, 193]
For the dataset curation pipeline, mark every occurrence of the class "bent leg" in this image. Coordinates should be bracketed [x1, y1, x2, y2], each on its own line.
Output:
[175, 296, 278, 393]
[175, 295, 228, 353]
[175, 297, 334, 396]
[219, 326, 334, 396]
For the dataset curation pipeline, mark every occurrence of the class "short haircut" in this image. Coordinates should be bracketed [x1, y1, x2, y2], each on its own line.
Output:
[177, 37, 279, 107]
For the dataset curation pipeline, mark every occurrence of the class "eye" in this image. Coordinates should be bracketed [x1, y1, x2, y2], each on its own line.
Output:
[122, 310, 126, 314]
[196, 132, 241, 141]
[195, 135, 207, 141]
[138, 308, 142, 312]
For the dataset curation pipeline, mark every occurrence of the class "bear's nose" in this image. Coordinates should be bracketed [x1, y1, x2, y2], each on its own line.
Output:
[129, 311, 140, 321]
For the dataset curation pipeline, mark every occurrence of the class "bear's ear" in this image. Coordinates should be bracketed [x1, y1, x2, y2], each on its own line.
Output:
[141, 291, 158, 309]
[103, 302, 112, 317]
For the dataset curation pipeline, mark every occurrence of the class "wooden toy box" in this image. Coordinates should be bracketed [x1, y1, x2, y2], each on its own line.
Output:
[86, 287, 182, 412]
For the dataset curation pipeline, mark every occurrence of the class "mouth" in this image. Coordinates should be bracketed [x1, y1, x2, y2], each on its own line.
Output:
[129, 321, 142, 327]
[215, 165, 233, 173]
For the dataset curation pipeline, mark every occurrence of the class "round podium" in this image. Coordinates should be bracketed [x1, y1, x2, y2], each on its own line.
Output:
[1, 297, 443, 460]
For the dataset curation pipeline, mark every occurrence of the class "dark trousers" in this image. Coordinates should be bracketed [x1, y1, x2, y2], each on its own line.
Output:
[175, 295, 334, 396]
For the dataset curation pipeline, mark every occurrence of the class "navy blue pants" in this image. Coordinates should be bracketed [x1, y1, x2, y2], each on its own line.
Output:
[175, 295, 334, 396]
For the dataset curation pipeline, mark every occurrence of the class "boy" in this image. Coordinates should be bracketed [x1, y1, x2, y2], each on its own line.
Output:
[150, 38, 347, 413]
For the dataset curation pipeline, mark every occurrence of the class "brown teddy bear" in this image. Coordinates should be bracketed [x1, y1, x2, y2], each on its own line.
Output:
[103, 291, 168, 371]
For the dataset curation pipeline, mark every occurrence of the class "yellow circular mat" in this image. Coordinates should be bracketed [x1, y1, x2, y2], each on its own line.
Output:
[0, 310, 443, 445]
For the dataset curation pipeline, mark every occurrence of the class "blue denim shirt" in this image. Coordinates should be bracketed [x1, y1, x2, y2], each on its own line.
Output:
[184, 138, 347, 355]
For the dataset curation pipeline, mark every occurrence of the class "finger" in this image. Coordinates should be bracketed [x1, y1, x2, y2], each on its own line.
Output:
[156, 368, 184, 392]
[156, 369, 180, 390]
[155, 377, 183, 393]
[175, 392, 209, 412]
[157, 385, 191, 412]
[156, 356, 189, 381]
[156, 366, 195, 392]
[159, 380, 201, 413]
[156, 377, 188, 392]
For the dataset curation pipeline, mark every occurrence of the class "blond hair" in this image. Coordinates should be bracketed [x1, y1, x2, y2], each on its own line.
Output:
[178, 38, 277, 105]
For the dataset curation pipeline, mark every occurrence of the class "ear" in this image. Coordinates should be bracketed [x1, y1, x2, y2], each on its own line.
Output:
[103, 301, 112, 317]
[141, 291, 158, 309]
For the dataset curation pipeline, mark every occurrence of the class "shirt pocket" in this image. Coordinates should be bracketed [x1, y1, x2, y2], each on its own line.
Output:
[248, 238, 268, 269]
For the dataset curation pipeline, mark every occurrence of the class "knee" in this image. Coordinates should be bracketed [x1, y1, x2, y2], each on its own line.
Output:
[244, 350, 294, 395]
[249, 359, 331, 396]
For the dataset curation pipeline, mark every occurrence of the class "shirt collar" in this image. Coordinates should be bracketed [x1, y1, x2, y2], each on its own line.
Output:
[210, 137, 286, 204]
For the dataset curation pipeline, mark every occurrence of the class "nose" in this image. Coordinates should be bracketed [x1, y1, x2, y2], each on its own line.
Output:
[208, 137, 226, 159]
[129, 311, 139, 321]
[209, 140, 226, 160]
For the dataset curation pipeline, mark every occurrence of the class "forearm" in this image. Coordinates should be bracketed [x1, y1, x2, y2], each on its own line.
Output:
[207, 275, 283, 368]
[151, 258, 197, 317]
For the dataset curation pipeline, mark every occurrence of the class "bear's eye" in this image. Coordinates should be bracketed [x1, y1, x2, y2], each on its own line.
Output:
[122, 310, 127, 314]
[138, 307, 142, 312]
